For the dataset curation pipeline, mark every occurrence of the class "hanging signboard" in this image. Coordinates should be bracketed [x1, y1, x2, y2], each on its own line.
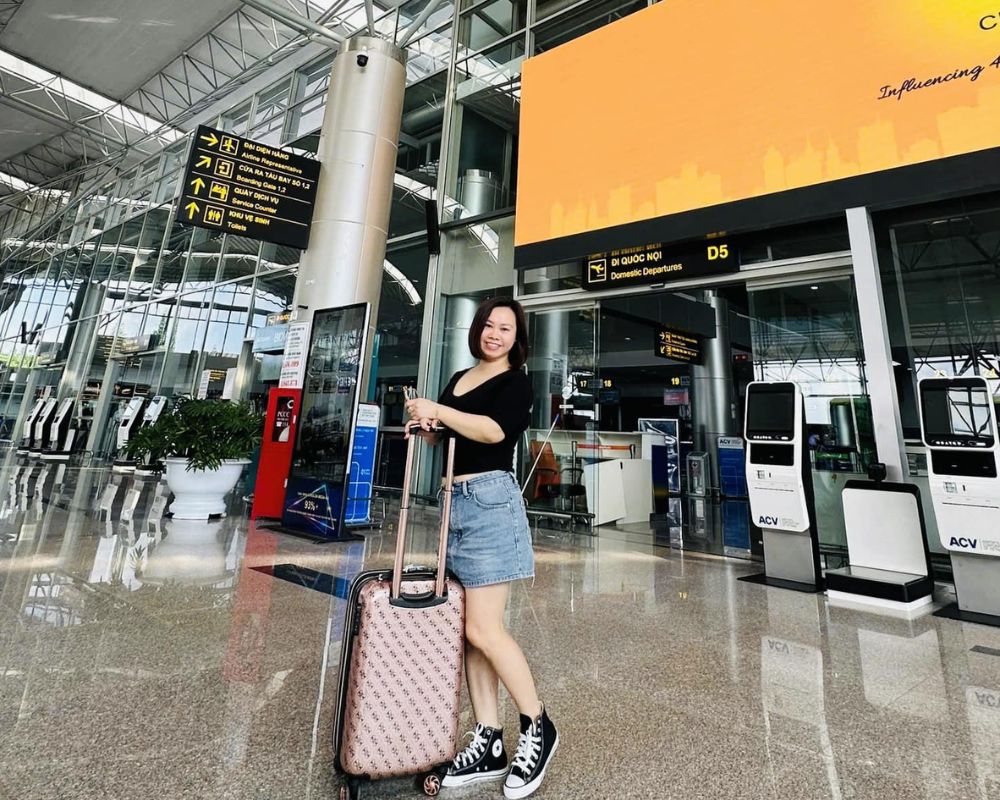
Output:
[180, 125, 320, 249]
[253, 323, 289, 353]
[654, 326, 702, 364]
[281, 303, 371, 540]
[583, 240, 737, 290]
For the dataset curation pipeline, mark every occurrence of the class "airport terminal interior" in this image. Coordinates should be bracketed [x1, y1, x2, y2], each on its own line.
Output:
[2, 0, 1000, 798]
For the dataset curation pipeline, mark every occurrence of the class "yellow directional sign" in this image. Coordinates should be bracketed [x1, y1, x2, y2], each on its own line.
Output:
[180, 124, 321, 249]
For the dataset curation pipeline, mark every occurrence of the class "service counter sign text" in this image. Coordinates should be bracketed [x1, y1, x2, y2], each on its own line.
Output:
[654, 327, 702, 364]
[181, 125, 320, 249]
[583, 240, 737, 290]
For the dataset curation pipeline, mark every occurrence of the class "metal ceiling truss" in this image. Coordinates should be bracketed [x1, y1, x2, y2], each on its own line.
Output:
[0, 0, 437, 251]
[124, 6, 305, 124]
[0, 62, 178, 187]
[0, 0, 376, 193]
[0, 0, 23, 36]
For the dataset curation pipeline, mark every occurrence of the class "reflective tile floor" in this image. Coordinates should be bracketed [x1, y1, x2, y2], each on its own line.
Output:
[1, 458, 999, 800]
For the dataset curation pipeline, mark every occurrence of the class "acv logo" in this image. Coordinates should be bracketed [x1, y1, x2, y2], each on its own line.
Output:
[758, 515, 780, 526]
[950, 537, 978, 549]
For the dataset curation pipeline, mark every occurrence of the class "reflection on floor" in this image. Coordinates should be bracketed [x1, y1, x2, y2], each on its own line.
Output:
[1, 455, 999, 800]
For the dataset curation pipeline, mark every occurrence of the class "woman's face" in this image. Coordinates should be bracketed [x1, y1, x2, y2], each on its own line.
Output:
[479, 305, 517, 364]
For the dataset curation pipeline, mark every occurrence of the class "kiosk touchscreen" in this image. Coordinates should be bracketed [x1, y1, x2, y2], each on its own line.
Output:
[134, 396, 169, 475]
[30, 399, 58, 456]
[41, 399, 76, 460]
[740, 381, 823, 592]
[919, 377, 1000, 624]
[111, 397, 148, 472]
[141, 396, 168, 428]
[17, 398, 47, 454]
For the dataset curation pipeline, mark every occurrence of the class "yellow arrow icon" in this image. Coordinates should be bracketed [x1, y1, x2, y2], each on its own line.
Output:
[185, 201, 200, 219]
[200, 131, 219, 147]
[190, 177, 205, 195]
[196, 155, 212, 169]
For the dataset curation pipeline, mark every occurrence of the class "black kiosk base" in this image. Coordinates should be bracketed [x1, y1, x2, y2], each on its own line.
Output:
[933, 604, 1000, 629]
[739, 572, 824, 594]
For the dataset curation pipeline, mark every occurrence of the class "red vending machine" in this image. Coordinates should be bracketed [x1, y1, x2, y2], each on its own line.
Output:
[252, 387, 302, 519]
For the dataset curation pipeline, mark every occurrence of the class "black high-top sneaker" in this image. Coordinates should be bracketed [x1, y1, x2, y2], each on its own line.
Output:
[504, 706, 558, 799]
[441, 722, 508, 787]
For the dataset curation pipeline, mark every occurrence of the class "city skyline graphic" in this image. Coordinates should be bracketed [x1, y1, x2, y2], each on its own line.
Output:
[516, 0, 1000, 246]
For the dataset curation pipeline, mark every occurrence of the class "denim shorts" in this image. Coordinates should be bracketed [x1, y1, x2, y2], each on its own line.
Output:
[440, 471, 535, 589]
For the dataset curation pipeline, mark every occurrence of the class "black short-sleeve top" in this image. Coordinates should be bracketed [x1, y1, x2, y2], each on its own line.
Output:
[437, 367, 533, 476]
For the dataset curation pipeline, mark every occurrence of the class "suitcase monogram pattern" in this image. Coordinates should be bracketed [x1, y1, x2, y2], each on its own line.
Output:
[339, 577, 465, 779]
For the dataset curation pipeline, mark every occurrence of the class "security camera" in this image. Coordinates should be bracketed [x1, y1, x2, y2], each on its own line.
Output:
[356, 51, 369, 67]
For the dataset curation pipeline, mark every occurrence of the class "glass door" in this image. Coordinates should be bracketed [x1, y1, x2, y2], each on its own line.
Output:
[746, 277, 872, 551]
[520, 305, 598, 526]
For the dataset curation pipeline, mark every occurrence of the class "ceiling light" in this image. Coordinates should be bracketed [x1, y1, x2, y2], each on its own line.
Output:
[810, 285, 819, 290]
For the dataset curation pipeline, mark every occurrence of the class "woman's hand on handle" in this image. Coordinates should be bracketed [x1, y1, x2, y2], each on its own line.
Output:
[403, 417, 440, 439]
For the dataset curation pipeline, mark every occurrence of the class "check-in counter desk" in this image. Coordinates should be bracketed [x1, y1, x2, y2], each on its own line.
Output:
[525, 429, 650, 525]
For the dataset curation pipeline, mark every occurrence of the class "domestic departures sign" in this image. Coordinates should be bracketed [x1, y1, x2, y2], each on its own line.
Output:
[180, 125, 321, 249]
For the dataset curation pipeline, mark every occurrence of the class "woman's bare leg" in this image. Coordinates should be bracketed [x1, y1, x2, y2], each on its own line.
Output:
[464, 583, 542, 721]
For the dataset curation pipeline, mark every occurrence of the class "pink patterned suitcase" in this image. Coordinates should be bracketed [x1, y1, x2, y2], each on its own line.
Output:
[335, 427, 464, 799]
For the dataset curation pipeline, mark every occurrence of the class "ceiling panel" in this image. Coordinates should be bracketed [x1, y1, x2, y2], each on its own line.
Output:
[0, 99, 63, 160]
[0, 0, 243, 100]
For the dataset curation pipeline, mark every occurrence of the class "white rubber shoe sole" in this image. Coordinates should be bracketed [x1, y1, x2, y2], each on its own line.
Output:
[441, 767, 508, 788]
[502, 735, 560, 800]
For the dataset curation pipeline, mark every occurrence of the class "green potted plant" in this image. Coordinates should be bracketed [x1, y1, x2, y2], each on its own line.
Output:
[126, 398, 263, 519]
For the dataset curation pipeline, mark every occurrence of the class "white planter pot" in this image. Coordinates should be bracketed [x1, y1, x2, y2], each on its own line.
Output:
[164, 457, 249, 520]
[141, 518, 229, 586]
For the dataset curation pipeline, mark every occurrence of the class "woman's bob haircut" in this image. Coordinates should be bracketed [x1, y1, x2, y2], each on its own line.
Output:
[467, 297, 529, 369]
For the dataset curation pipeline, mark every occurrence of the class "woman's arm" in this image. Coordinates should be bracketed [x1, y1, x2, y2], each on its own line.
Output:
[405, 398, 504, 444]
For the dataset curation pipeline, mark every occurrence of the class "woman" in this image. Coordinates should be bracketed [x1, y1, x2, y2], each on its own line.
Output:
[404, 297, 557, 800]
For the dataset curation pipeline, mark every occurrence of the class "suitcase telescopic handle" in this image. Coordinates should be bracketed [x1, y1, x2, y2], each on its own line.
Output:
[391, 422, 455, 602]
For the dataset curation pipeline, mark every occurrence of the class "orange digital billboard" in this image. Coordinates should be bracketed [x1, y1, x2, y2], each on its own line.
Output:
[515, 0, 1000, 266]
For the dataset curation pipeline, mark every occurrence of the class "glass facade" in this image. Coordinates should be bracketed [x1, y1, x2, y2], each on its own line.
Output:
[0, 3, 451, 459]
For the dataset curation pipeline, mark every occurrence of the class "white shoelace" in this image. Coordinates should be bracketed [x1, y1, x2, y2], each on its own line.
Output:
[453, 727, 489, 769]
[511, 725, 542, 774]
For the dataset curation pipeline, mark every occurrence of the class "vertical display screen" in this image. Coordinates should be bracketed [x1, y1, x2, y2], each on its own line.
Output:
[920, 379, 996, 448]
[282, 303, 370, 538]
[745, 384, 796, 441]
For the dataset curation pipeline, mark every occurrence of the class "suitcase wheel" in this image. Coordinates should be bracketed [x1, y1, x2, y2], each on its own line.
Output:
[422, 772, 441, 797]
[340, 779, 363, 800]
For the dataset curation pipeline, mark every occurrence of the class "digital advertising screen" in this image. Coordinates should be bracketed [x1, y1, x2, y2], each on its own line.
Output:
[515, 1, 1000, 268]
[282, 303, 370, 539]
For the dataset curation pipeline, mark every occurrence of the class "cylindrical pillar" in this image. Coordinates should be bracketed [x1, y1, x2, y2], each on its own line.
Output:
[691, 291, 736, 492]
[442, 295, 478, 380]
[459, 169, 499, 218]
[293, 36, 408, 395]
[531, 310, 569, 428]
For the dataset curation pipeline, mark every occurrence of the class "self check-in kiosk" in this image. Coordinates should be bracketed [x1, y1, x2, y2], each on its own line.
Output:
[112, 396, 148, 473]
[919, 377, 1000, 625]
[134, 396, 169, 476]
[17, 398, 47, 454]
[29, 399, 58, 457]
[740, 381, 823, 592]
[40, 398, 76, 461]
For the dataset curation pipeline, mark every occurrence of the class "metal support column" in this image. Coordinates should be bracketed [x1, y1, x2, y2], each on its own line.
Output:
[292, 36, 407, 398]
[846, 206, 907, 482]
